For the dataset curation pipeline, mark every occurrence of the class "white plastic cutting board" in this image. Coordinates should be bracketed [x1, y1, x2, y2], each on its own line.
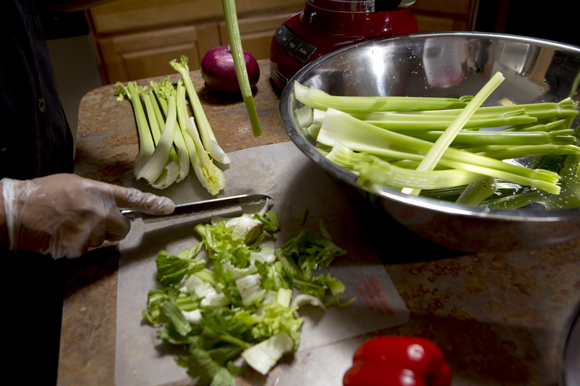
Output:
[115, 142, 409, 386]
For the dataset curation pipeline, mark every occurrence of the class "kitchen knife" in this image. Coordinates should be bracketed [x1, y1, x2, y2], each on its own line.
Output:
[121, 193, 272, 224]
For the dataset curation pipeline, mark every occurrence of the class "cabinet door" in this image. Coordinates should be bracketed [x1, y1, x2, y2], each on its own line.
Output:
[411, 0, 478, 32]
[89, 0, 304, 34]
[218, 12, 300, 60]
[98, 23, 220, 84]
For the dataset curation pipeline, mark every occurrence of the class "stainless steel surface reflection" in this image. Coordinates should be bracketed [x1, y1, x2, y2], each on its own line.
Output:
[279, 32, 580, 252]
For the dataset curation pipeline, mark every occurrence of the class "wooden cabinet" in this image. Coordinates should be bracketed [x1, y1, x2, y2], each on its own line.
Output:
[87, 0, 304, 84]
[410, 0, 479, 33]
[97, 23, 220, 83]
[87, 0, 479, 85]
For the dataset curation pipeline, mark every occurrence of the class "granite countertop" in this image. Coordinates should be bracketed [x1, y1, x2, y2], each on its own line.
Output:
[57, 59, 580, 386]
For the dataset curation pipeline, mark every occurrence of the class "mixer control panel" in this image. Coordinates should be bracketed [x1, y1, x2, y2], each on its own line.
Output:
[274, 24, 316, 63]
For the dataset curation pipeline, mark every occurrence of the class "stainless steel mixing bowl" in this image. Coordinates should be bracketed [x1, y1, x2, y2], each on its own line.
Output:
[279, 32, 580, 252]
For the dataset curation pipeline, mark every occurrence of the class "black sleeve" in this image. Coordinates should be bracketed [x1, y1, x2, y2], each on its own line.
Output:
[0, 0, 74, 180]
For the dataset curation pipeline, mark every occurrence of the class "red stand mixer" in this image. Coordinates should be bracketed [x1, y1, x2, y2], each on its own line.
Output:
[270, 0, 419, 90]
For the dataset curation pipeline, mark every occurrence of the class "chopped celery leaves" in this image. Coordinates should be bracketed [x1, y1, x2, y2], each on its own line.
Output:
[143, 206, 351, 384]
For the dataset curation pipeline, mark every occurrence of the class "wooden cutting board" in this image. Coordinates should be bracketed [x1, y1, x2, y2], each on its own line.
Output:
[115, 142, 409, 386]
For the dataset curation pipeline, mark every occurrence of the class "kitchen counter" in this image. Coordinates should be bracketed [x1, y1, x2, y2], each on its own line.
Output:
[58, 59, 580, 386]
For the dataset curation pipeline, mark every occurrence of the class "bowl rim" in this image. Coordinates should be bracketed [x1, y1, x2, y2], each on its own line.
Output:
[279, 31, 580, 222]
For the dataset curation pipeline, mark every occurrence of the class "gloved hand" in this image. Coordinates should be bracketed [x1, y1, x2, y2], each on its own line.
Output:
[1, 174, 175, 259]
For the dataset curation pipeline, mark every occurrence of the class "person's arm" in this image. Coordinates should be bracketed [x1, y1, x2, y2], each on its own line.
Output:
[36, 0, 117, 12]
[0, 174, 174, 258]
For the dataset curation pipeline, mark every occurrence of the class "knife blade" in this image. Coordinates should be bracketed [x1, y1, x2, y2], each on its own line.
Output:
[121, 193, 272, 224]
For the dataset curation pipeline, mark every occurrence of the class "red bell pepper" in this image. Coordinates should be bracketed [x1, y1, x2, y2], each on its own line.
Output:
[343, 336, 452, 386]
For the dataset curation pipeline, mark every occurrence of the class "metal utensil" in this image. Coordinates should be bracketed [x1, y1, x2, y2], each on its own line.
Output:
[121, 193, 272, 224]
[279, 32, 580, 252]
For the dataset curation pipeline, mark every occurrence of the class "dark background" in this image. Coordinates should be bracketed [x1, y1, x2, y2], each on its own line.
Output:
[475, 0, 578, 47]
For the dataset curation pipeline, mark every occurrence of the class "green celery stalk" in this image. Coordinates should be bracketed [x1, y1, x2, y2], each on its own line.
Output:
[221, 0, 262, 137]
[539, 155, 580, 209]
[317, 108, 562, 194]
[146, 88, 180, 162]
[176, 81, 226, 196]
[420, 182, 522, 201]
[141, 91, 180, 189]
[455, 176, 498, 206]
[176, 81, 204, 168]
[357, 111, 537, 130]
[480, 191, 545, 210]
[326, 142, 485, 190]
[151, 79, 191, 182]
[169, 56, 231, 164]
[401, 129, 576, 146]
[470, 144, 580, 160]
[503, 119, 567, 132]
[142, 91, 162, 143]
[115, 82, 156, 181]
[318, 108, 562, 183]
[403, 72, 505, 196]
[438, 158, 560, 194]
[134, 93, 179, 185]
[398, 98, 578, 120]
[294, 81, 469, 113]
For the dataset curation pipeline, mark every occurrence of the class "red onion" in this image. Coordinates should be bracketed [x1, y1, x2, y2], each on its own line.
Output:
[200, 46, 260, 93]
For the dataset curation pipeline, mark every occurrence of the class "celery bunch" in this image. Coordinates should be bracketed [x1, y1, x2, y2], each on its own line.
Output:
[115, 55, 229, 195]
[294, 75, 580, 208]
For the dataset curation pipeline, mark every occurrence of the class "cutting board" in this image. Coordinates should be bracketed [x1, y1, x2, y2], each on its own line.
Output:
[116, 142, 409, 386]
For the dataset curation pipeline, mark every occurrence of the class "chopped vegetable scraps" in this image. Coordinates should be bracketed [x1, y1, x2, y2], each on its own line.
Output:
[142, 205, 351, 383]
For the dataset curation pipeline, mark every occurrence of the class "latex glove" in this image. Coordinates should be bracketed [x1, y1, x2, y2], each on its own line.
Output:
[1, 174, 175, 258]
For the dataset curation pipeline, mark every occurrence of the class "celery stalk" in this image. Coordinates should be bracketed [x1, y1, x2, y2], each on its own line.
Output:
[357, 112, 537, 130]
[142, 91, 180, 189]
[403, 72, 505, 195]
[318, 108, 556, 181]
[115, 82, 156, 181]
[455, 176, 498, 206]
[503, 120, 567, 132]
[402, 129, 576, 146]
[146, 89, 180, 163]
[152, 79, 191, 183]
[176, 81, 204, 168]
[539, 155, 580, 209]
[176, 81, 226, 196]
[469, 144, 580, 160]
[396, 98, 578, 120]
[169, 56, 231, 164]
[318, 108, 562, 194]
[134, 93, 179, 185]
[480, 191, 545, 210]
[221, 0, 262, 137]
[436, 158, 560, 194]
[294, 81, 469, 113]
[326, 143, 486, 190]
[142, 92, 163, 143]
